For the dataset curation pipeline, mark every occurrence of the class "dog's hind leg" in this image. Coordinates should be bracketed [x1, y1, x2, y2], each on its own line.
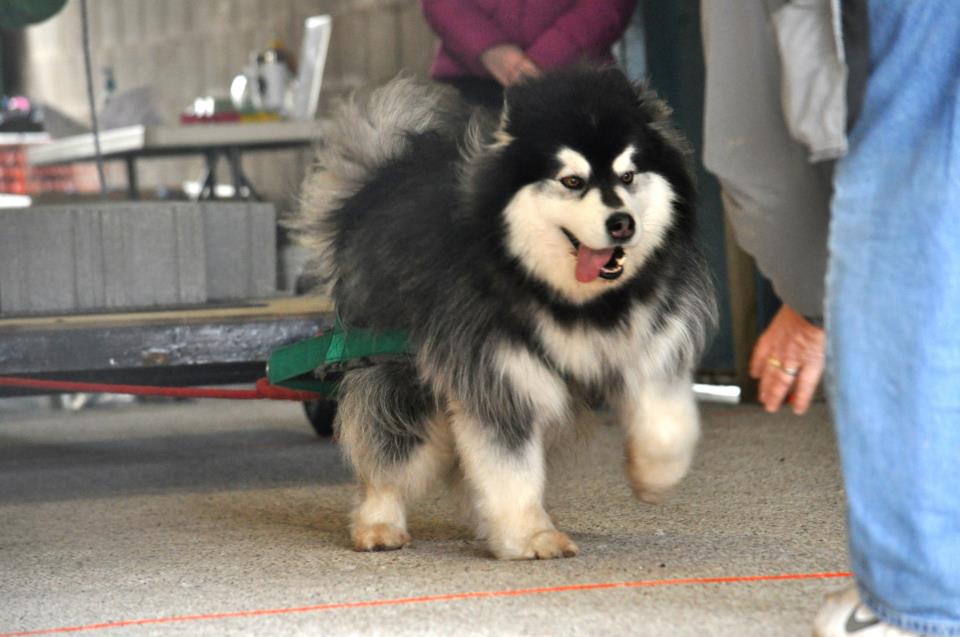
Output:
[617, 372, 700, 504]
[336, 364, 452, 551]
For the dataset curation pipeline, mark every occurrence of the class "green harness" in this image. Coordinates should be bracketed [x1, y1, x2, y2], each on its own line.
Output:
[266, 314, 412, 398]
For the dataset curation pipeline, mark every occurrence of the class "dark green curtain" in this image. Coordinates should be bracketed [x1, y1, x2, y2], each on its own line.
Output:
[0, 0, 68, 96]
[642, 0, 735, 377]
[0, 0, 67, 29]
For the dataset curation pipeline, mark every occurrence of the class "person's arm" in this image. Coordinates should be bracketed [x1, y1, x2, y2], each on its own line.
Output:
[702, 1, 830, 415]
[420, 0, 512, 75]
[524, 0, 636, 69]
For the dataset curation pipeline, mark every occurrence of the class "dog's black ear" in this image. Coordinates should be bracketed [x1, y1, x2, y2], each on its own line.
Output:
[500, 85, 518, 134]
[499, 75, 539, 144]
[501, 82, 522, 124]
[492, 100, 514, 147]
[633, 77, 673, 123]
[634, 80, 694, 165]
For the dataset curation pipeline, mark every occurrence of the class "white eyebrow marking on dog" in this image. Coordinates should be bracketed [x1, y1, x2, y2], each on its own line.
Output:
[613, 145, 637, 175]
[555, 147, 591, 178]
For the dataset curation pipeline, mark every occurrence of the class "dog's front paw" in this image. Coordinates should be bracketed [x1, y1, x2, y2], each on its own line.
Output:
[493, 530, 579, 560]
[625, 452, 689, 505]
[352, 523, 411, 552]
[630, 483, 672, 505]
[627, 467, 680, 504]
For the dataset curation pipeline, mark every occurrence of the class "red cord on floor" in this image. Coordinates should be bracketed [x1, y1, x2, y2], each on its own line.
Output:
[0, 571, 853, 637]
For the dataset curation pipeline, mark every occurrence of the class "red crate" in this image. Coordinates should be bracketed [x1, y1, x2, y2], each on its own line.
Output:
[0, 135, 98, 196]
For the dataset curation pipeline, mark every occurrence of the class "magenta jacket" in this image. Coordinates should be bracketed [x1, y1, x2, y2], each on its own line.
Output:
[421, 0, 637, 80]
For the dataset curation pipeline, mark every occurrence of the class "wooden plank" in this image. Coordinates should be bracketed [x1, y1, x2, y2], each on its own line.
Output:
[0, 295, 333, 332]
[0, 295, 333, 377]
[723, 210, 758, 395]
[0, 309, 332, 375]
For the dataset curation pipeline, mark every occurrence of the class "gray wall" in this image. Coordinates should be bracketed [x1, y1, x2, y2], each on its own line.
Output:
[23, 0, 437, 206]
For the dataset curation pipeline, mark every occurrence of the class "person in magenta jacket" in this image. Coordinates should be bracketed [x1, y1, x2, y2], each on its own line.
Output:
[421, 0, 637, 107]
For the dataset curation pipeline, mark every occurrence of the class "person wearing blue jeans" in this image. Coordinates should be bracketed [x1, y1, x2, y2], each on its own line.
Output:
[814, 1, 960, 635]
[704, 0, 959, 633]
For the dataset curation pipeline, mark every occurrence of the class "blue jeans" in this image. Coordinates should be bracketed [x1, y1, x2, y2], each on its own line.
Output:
[827, 1, 960, 634]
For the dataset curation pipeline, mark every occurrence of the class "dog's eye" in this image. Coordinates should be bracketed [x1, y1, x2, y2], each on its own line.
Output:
[620, 171, 635, 185]
[560, 175, 585, 190]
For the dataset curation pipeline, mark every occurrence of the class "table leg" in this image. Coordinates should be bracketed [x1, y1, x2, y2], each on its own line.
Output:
[124, 156, 139, 200]
[227, 147, 243, 196]
[226, 147, 263, 200]
[201, 151, 219, 200]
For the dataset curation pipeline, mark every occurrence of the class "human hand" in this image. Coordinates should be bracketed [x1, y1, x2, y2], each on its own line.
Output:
[480, 44, 540, 87]
[749, 304, 826, 415]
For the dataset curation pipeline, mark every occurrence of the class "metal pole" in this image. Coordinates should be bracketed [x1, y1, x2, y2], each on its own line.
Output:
[79, 0, 108, 199]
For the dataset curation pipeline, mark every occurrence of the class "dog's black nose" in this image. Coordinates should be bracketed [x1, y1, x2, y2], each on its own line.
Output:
[606, 212, 635, 241]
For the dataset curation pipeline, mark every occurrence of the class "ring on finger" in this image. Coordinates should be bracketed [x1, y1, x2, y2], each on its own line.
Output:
[768, 357, 799, 377]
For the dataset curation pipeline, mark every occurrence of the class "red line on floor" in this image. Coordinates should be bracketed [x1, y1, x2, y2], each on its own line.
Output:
[0, 571, 852, 636]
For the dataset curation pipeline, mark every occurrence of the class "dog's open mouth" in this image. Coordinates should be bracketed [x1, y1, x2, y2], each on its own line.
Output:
[561, 228, 625, 283]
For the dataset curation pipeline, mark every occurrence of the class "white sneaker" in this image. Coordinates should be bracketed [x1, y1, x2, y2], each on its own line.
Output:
[813, 586, 927, 636]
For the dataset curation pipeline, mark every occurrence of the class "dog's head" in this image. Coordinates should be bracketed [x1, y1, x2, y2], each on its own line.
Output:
[476, 67, 694, 305]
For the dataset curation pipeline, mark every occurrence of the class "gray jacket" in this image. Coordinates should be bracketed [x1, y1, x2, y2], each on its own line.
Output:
[701, 0, 849, 318]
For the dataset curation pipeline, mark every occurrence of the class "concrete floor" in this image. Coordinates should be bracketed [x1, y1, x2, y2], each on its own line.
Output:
[0, 399, 849, 636]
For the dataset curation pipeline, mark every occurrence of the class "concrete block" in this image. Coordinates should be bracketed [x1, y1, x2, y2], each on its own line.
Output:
[173, 205, 208, 303]
[99, 203, 207, 308]
[201, 202, 276, 301]
[0, 208, 77, 314]
[0, 202, 276, 316]
[71, 207, 107, 309]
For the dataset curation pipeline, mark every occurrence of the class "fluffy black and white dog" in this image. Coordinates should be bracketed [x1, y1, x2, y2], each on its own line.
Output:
[293, 66, 717, 560]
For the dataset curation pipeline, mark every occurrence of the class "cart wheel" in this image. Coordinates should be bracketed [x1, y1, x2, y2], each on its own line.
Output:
[303, 399, 337, 438]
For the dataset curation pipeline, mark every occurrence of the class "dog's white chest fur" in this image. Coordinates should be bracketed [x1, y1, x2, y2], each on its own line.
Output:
[535, 309, 640, 385]
[534, 306, 688, 385]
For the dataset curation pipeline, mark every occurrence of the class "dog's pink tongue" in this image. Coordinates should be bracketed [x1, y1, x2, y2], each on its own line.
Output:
[575, 245, 615, 283]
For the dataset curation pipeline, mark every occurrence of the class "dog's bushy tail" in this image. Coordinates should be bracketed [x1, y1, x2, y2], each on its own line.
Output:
[288, 76, 462, 292]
